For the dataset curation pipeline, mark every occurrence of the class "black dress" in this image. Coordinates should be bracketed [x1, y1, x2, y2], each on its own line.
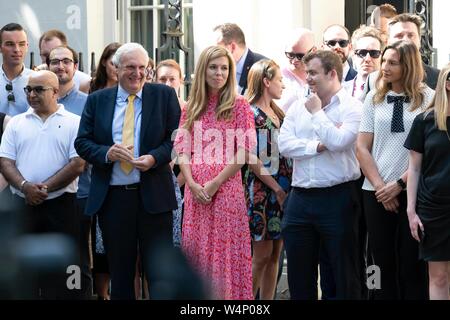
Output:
[404, 111, 450, 261]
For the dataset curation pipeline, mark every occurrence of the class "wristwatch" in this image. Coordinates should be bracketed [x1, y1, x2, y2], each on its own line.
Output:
[396, 178, 406, 189]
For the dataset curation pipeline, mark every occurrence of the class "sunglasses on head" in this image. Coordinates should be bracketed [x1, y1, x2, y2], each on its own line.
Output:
[5, 83, 15, 102]
[324, 39, 349, 48]
[354, 49, 381, 59]
[23, 86, 54, 95]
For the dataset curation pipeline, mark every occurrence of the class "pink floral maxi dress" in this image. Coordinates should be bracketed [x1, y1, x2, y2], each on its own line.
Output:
[174, 95, 256, 300]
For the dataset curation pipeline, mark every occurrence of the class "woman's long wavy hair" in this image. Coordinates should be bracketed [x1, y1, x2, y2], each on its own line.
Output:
[184, 46, 236, 131]
[374, 40, 426, 111]
[246, 59, 285, 121]
[425, 63, 450, 130]
[90, 42, 121, 93]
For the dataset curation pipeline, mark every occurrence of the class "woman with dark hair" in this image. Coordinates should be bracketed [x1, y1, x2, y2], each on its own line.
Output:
[244, 59, 291, 299]
[405, 63, 450, 300]
[90, 42, 121, 93]
[89, 42, 121, 300]
[356, 40, 434, 299]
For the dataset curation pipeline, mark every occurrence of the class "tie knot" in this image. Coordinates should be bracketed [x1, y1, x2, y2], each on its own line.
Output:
[387, 95, 410, 104]
[128, 95, 136, 103]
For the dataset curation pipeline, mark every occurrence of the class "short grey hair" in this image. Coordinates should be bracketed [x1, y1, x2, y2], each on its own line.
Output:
[112, 43, 149, 67]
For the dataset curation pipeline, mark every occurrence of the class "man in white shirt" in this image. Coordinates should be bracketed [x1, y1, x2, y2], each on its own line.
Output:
[277, 28, 316, 113]
[0, 70, 85, 299]
[0, 23, 35, 116]
[278, 50, 362, 300]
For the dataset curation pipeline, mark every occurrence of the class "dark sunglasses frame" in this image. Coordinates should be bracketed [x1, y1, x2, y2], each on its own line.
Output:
[5, 83, 15, 102]
[23, 86, 54, 95]
[324, 39, 350, 48]
[354, 49, 381, 59]
[447, 73, 450, 81]
[285, 47, 314, 61]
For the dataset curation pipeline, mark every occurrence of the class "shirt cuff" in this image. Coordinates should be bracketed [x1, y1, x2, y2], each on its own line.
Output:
[305, 141, 320, 156]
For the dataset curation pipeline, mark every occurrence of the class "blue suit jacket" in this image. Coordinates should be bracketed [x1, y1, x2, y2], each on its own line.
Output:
[74, 83, 181, 216]
[239, 49, 267, 95]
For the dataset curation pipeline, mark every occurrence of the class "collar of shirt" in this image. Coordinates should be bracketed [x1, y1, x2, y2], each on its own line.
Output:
[24, 103, 67, 119]
[322, 87, 348, 112]
[342, 61, 350, 82]
[235, 47, 249, 82]
[58, 84, 77, 101]
[117, 85, 143, 103]
[1, 64, 31, 82]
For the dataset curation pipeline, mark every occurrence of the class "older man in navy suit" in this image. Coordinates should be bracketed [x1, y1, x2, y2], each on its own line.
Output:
[75, 43, 180, 300]
[213, 23, 267, 95]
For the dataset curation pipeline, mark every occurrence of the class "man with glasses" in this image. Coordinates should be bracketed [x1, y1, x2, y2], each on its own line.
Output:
[48, 45, 92, 300]
[0, 70, 85, 299]
[0, 23, 35, 116]
[346, 26, 383, 101]
[322, 24, 357, 83]
[278, 28, 316, 112]
[74, 43, 180, 299]
[38, 29, 91, 93]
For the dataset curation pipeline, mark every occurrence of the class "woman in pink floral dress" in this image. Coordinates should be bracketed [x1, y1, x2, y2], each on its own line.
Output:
[174, 46, 256, 300]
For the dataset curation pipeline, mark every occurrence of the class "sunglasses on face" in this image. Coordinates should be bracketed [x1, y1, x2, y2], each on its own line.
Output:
[354, 49, 381, 59]
[23, 86, 54, 95]
[5, 83, 15, 102]
[324, 39, 350, 48]
[285, 47, 314, 61]
[447, 73, 450, 81]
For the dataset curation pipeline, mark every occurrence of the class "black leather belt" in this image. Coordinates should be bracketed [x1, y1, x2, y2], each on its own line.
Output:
[110, 183, 140, 191]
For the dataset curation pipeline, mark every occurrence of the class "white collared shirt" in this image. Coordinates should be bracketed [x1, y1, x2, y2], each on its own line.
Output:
[277, 66, 309, 113]
[278, 88, 362, 188]
[0, 104, 80, 199]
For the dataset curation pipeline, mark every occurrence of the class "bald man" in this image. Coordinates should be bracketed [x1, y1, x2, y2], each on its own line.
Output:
[278, 28, 316, 112]
[0, 70, 85, 299]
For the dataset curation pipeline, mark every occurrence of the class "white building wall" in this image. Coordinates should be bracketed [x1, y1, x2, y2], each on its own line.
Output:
[433, 0, 450, 68]
[193, 0, 345, 69]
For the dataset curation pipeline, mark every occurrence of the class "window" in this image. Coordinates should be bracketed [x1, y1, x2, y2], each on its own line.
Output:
[122, 0, 194, 77]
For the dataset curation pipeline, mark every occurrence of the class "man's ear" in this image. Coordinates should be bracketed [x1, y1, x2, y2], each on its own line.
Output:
[230, 41, 237, 53]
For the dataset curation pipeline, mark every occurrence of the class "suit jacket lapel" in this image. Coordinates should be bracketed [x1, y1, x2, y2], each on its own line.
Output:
[105, 87, 118, 146]
[140, 84, 155, 154]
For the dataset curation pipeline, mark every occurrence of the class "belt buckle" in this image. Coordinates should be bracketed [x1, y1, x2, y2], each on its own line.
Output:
[125, 184, 138, 191]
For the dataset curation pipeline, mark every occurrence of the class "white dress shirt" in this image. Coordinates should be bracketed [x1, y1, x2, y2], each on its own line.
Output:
[278, 88, 362, 188]
[277, 66, 309, 113]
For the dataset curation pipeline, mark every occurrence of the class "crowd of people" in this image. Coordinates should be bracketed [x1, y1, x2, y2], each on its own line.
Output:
[0, 3, 449, 300]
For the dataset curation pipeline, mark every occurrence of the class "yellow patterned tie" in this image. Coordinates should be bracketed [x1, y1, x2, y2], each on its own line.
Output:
[121, 94, 136, 175]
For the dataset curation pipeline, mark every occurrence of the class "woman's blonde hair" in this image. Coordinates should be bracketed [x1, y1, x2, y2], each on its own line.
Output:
[425, 63, 450, 130]
[374, 40, 426, 111]
[184, 46, 236, 130]
[246, 59, 285, 121]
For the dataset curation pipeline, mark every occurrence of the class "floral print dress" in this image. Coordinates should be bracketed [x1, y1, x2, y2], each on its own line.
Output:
[245, 105, 292, 241]
[174, 95, 256, 300]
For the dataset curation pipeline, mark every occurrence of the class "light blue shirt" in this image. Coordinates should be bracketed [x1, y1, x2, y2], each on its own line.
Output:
[58, 85, 90, 199]
[236, 47, 249, 94]
[0, 65, 35, 116]
[110, 85, 143, 186]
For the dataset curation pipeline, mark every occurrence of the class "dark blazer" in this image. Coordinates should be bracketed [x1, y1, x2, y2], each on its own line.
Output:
[345, 64, 358, 82]
[75, 83, 181, 216]
[239, 48, 267, 95]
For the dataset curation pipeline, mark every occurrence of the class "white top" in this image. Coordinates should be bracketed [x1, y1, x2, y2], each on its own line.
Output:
[277, 66, 309, 113]
[0, 65, 35, 116]
[73, 70, 91, 90]
[359, 87, 435, 191]
[0, 104, 81, 199]
[278, 88, 362, 188]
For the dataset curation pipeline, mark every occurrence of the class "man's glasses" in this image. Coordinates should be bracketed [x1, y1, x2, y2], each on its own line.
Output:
[285, 47, 314, 61]
[49, 58, 74, 66]
[23, 86, 54, 95]
[354, 49, 381, 59]
[324, 39, 350, 48]
[5, 83, 15, 102]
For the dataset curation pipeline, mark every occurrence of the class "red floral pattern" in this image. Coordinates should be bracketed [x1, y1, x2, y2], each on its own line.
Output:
[174, 95, 256, 300]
